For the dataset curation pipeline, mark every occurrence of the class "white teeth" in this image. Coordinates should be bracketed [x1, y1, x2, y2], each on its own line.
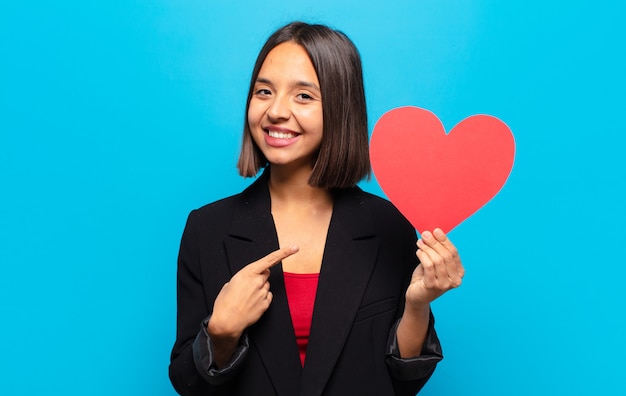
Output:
[268, 130, 296, 139]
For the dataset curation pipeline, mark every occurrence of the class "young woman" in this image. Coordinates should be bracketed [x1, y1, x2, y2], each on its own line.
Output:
[169, 21, 464, 396]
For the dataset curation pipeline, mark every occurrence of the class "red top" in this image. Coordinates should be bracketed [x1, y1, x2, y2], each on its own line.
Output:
[283, 272, 319, 366]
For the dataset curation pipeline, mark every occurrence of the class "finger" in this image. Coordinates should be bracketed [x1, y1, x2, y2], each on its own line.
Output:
[421, 230, 459, 272]
[417, 240, 446, 283]
[419, 230, 463, 286]
[417, 234, 447, 266]
[418, 236, 455, 286]
[416, 249, 436, 287]
[420, 230, 454, 261]
[432, 228, 464, 279]
[417, 245, 460, 291]
[432, 229, 460, 262]
[249, 245, 299, 273]
[261, 280, 271, 294]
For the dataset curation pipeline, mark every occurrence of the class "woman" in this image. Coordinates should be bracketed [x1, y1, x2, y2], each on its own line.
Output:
[169, 21, 464, 396]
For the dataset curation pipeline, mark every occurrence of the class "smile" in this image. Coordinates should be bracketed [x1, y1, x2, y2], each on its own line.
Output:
[268, 130, 298, 139]
[263, 127, 300, 148]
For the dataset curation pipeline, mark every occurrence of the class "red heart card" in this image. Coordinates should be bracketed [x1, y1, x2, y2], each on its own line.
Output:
[370, 106, 515, 233]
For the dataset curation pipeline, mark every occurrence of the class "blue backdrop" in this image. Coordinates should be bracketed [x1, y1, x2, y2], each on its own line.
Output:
[1, 1, 624, 395]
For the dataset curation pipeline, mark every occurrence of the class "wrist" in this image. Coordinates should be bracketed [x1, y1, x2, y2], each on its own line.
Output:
[397, 303, 431, 358]
[403, 301, 430, 322]
[207, 315, 243, 342]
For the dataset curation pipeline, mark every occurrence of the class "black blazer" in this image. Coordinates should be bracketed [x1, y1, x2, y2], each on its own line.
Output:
[169, 171, 443, 396]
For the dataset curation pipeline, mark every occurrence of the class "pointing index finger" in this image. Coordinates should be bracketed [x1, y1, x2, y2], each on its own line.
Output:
[250, 245, 299, 273]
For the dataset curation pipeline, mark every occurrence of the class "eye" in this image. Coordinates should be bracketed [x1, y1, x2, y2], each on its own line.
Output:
[296, 92, 316, 101]
[254, 88, 272, 97]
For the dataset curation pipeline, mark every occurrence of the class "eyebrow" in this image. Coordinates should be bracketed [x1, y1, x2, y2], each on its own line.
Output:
[256, 77, 321, 92]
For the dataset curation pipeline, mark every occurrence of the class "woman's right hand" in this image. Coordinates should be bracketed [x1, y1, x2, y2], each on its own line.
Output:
[208, 245, 299, 342]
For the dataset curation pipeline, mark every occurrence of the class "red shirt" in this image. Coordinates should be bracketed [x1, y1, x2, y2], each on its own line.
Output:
[283, 272, 319, 366]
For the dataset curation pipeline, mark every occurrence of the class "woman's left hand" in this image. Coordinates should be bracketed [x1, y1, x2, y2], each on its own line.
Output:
[406, 228, 465, 308]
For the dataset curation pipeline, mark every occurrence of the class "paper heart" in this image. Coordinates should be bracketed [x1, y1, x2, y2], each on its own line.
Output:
[370, 106, 515, 233]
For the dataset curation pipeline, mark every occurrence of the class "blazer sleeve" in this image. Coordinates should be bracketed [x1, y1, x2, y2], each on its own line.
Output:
[377, 198, 444, 390]
[192, 316, 250, 385]
[168, 210, 249, 395]
[385, 313, 443, 380]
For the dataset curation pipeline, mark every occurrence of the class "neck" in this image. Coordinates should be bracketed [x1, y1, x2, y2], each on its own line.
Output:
[267, 165, 332, 207]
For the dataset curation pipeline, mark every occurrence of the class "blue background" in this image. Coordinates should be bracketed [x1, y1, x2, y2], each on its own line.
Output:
[1, 1, 624, 395]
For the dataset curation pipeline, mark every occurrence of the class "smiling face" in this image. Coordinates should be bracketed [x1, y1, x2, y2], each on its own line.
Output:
[247, 41, 323, 172]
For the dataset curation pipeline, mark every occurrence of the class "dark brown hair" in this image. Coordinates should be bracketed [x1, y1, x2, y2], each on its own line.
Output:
[237, 21, 371, 188]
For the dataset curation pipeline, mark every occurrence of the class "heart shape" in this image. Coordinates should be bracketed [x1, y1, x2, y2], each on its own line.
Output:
[370, 106, 515, 233]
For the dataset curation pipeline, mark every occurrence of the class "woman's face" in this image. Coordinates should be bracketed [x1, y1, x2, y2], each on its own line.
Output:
[247, 41, 323, 171]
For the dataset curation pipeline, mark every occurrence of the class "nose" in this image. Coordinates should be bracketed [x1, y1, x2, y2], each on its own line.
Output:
[267, 94, 290, 121]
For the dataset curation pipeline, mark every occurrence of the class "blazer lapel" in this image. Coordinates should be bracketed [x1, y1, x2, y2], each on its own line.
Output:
[299, 188, 380, 396]
[223, 172, 302, 396]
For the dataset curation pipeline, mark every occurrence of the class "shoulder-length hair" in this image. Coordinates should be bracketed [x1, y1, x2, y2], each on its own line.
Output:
[237, 21, 371, 188]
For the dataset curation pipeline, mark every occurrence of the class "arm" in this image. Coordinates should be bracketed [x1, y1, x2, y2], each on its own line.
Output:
[206, 246, 299, 367]
[397, 228, 464, 357]
[169, 211, 299, 394]
[383, 229, 462, 394]
[169, 211, 215, 395]
[168, 211, 247, 394]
